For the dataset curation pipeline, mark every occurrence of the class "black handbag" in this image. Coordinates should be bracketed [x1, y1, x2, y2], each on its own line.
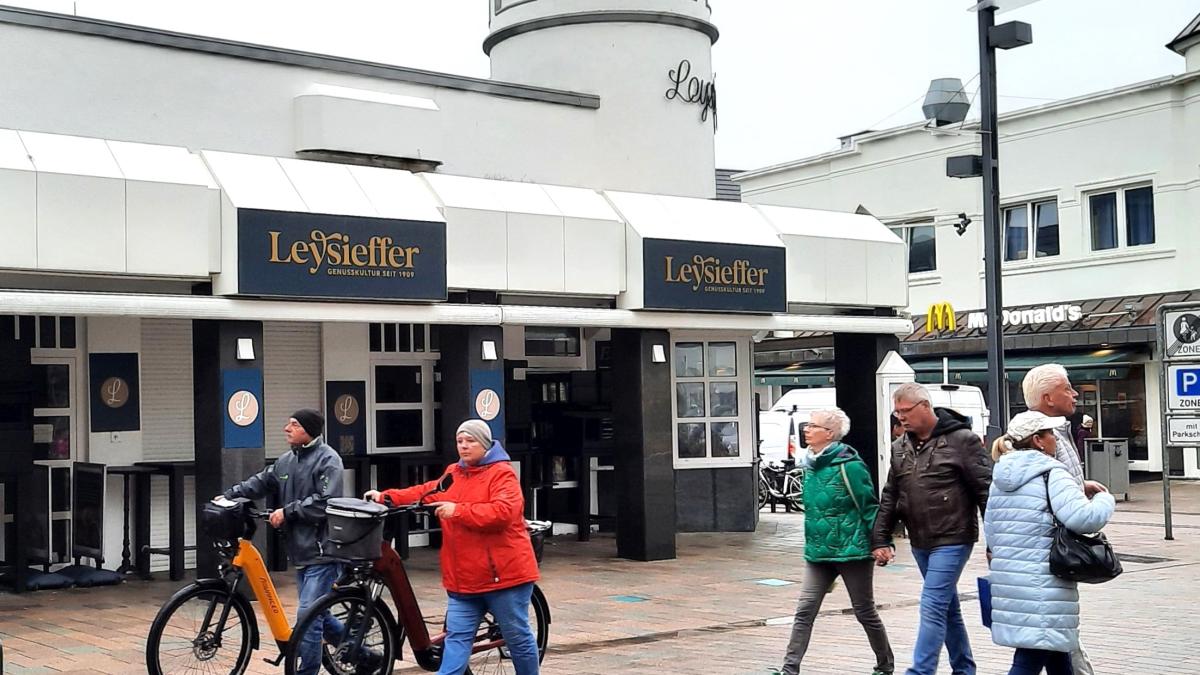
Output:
[1043, 473, 1123, 584]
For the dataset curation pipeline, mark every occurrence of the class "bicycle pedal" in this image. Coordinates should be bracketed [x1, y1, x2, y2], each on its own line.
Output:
[263, 652, 284, 666]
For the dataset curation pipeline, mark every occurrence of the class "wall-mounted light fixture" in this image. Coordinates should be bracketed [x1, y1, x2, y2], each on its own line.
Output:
[236, 337, 255, 361]
[481, 340, 498, 361]
[651, 344, 667, 363]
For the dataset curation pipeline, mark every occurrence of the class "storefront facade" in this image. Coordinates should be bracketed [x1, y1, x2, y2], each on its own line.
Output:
[0, 3, 912, 588]
[741, 12, 1200, 480]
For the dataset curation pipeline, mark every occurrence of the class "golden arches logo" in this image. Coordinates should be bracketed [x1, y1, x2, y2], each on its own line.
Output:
[927, 302, 956, 332]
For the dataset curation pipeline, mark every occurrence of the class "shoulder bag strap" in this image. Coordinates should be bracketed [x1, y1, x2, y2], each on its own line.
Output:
[1042, 472, 1063, 527]
[841, 464, 862, 514]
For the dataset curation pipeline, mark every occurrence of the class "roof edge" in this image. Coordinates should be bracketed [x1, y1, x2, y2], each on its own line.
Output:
[736, 70, 1200, 182]
[0, 4, 601, 109]
[1167, 12, 1200, 55]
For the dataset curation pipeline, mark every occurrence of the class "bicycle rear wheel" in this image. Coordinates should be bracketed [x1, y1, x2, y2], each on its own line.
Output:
[464, 585, 550, 675]
[284, 588, 398, 675]
[146, 582, 254, 675]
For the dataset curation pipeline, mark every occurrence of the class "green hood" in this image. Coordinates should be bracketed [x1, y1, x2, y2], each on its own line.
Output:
[808, 442, 860, 469]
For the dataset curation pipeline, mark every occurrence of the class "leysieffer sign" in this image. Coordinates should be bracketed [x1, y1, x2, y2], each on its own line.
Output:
[642, 238, 785, 313]
[237, 209, 447, 300]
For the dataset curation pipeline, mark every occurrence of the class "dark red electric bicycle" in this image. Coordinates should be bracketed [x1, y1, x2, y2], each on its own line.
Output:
[283, 475, 550, 675]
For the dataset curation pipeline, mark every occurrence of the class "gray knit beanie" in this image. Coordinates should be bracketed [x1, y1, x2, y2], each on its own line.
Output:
[456, 419, 493, 448]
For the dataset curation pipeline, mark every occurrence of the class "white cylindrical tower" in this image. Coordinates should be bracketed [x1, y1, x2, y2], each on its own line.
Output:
[486, 0, 719, 198]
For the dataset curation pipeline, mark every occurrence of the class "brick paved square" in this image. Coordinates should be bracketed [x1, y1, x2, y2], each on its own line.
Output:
[1, 480, 1197, 673]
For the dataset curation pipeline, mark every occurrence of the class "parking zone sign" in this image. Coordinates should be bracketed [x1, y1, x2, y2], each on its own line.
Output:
[1167, 365, 1200, 411]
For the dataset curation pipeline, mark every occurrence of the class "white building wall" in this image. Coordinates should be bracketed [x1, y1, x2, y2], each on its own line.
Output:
[739, 75, 1200, 315]
[0, 20, 703, 197]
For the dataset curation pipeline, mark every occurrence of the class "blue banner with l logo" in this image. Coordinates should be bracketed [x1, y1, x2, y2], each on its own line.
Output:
[222, 368, 264, 450]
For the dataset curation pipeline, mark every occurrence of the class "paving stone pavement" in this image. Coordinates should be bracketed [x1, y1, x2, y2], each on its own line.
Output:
[1, 480, 1197, 674]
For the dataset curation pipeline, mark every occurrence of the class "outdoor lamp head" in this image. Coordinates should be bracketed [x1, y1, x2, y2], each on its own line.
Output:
[922, 78, 971, 126]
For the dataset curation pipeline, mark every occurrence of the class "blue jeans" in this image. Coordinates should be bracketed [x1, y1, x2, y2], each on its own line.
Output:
[1010, 648, 1072, 675]
[438, 582, 539, 675]
[295, 563, 344, 675]
[906, 545, 975, 675]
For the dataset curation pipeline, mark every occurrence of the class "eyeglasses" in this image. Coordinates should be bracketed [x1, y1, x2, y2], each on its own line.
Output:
[892, 400, 928, 417]
[806, 423, 833, 432]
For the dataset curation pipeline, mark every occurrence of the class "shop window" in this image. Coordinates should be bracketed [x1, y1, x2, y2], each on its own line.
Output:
[672, 338, 746, 464]
[1098, 364, 1148, 462]
[524, 327, 581, 357]
[890, 220, 936, 274]
[369, 324, 433, 354]
[370, 361, 435, 453]
[1088, 185, 1154, 252]
[1003, 199, 1059, 261]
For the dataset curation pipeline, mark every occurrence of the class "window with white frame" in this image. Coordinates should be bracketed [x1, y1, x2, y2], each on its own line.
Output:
[1088, 184, 1155, 251]
[890, 219, 936, 273]
[1003, 198, 1059, 261]
[369, 355, 438, 454]
[672, 339, 748, 464]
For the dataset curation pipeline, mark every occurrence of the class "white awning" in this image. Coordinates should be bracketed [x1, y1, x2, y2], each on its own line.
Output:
[419, 173, 624, 295]
[0, 128, 218, 278]
[603, 190, 788, 312]
[201, 151, 448, 298]
[0, 290, 913, 335]
[753, 205, 908, 308]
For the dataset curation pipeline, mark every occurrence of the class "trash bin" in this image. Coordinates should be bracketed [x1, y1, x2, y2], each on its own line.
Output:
[1085, 438, 1130, 501]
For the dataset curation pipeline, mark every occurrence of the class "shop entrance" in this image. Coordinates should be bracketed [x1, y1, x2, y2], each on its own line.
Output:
[504, 333, 616, 539]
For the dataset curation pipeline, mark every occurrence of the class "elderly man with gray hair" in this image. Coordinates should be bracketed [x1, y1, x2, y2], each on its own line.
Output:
[1021, 364, 1107, 675]
[871, 382, 993, 675]
[776, 408, 893, 675]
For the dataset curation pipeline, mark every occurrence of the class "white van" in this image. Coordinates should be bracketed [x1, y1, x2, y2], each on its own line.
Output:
[758, 384, 989, 463]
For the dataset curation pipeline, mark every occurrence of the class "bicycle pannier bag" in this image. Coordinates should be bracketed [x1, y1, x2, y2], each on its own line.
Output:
[324, 497, 388, 560]
[201, 499, 247, 541]
[526, 520, 551, 565]
[1042, 474, 1123, 584]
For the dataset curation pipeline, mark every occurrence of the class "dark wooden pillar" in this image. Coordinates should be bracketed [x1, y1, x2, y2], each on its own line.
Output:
[611, 328, 676, 561]
[193, 320, 265, 576]
[437, 325, 505, 461]
[0, 317, 34, 592]
[833, 333, 899, 487]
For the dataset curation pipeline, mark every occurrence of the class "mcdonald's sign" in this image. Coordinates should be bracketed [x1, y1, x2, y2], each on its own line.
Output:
[927, 302, 956, 332]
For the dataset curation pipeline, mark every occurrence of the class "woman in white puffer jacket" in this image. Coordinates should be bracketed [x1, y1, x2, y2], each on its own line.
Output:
[984, 411, 1116, 675]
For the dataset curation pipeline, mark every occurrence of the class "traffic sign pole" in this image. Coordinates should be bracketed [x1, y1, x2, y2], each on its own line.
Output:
[1154, 302, 1200, 540]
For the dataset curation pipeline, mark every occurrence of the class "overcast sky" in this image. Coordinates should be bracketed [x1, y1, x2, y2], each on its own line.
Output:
[11, 0, 1198, 169]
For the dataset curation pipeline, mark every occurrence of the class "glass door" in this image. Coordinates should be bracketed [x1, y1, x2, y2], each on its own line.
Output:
[31, 355, 76, 563]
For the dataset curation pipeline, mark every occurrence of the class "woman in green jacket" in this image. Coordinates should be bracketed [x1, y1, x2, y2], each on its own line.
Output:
[778, 408, 894, 675]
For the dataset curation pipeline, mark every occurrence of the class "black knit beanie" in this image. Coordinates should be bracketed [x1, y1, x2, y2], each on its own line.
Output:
[291, 408, 324, 440]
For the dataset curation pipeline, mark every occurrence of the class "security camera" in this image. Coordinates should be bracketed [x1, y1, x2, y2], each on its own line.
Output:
[954, 213, 972, 236]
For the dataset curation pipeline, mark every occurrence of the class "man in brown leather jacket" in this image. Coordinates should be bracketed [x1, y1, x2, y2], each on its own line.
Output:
[871, 383, 992, 675]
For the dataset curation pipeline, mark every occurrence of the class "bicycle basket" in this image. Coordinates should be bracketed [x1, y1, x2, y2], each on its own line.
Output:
[324, 498, 388, 561]
[201, 498, 249, 541]
[526, 520, 551, 565]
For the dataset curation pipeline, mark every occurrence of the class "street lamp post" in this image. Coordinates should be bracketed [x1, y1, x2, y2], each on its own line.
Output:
[937, 2, 1032, 441]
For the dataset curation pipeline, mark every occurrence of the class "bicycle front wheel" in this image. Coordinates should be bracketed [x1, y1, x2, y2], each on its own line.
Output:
[464, 585, 550, 675]
[146, 582, 254, 675]
[284, 588, 398, 675]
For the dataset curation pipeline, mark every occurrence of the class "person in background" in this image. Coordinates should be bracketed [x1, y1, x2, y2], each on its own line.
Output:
[777, 408, 894, 675]
[985, 411, 1115, 675]
[890, 413, 904, 442]
[872, 383, 993, 675]
[1022, 364, 1106, 675]
[366, 420, 540, 675]
[1073, 415, 1094, 459]
[221, 409, 346, 675]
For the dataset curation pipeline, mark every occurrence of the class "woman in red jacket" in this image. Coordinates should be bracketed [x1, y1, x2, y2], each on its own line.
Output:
[365, 419, 539, 675]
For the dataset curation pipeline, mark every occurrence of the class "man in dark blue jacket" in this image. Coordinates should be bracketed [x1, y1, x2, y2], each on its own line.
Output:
[222, 408, 344, 675]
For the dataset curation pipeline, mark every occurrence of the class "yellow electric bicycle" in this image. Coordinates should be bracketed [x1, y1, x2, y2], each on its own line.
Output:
[145, 497, 302, 674]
